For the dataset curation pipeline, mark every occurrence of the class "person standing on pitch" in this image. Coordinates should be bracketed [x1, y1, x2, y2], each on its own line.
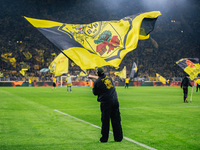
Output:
[66, 74, 72, 93]
[92, 67, 123, 143]
[52, 76, 56, 90]
[29, 77, 32, 87]
[195, 76, 200, 92]
[125, 76, 130, 88]
[181, 74, 192, 103]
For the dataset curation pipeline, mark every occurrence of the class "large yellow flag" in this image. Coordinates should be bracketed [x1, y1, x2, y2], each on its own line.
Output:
[176, 58, 200, 80]
[156, 73, 166, 84]
[114, 66, 126, 79]
[49, 53, 69, 76]
[25, 11, 161, 70]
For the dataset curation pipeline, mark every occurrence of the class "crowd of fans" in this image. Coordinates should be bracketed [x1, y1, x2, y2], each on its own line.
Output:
[0, 0, 199, 81]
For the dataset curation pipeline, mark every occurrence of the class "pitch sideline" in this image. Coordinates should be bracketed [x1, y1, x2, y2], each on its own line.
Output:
[54, 109, 157, 150]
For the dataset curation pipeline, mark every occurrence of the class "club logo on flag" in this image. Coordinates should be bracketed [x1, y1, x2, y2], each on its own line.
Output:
[95, 30, 120, 55]
[58, 21, 122, 59]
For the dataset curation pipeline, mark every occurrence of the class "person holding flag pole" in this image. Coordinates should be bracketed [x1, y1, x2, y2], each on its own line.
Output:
[181, 74, 192, 103]
[88, 68, 123, 143]
[176, 58, 200, 102]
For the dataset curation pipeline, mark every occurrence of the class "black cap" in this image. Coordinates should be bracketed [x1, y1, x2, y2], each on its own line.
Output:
[97, 67, 104, 76]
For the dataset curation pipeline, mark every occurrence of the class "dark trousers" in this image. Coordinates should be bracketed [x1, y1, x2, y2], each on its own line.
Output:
[125, 83, 129, 88]
[183, 87, 188, 102]
[100, 101, 123, 142]
[196, 84, 200, 92]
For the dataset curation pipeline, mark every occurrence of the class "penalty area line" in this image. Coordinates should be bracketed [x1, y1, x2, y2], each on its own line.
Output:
[54, 109, 157, 150]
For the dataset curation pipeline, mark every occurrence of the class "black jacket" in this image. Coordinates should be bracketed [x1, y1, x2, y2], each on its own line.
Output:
[181, 77, 192, 88]
[93, 75, 118, 103]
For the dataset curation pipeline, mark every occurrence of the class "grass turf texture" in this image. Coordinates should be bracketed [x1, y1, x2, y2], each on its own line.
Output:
[0, 86, 199, 150]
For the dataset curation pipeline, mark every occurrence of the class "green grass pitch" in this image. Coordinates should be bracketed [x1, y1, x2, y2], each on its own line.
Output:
[0, 86, 200, 150]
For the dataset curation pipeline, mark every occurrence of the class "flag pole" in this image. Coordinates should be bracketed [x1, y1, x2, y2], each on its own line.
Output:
[190, 86, 193, 103]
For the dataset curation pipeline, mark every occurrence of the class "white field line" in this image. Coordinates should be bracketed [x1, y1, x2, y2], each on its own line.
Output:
[58, 105, 200, 111]
[54, 109, 157, 150]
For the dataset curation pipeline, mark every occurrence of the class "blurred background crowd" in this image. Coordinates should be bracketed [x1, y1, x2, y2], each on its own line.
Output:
[0, 0, 200, 82]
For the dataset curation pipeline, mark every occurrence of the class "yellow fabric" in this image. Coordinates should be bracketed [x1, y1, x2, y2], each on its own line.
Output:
[67, 83, 72, 86]
[125, 78, 130, 83]
[184, 63, 200, 80]
[49, 53, 69, 76]
[19, 68, 28, 76]
[195, 79, 200, 84]
[66, 76, 72, 86]
[1, 53, 12, 63]
[0, 72, 3, 77]
[24, 16, 63, 28]
[29, 79, 31, 83]
[53, 78, 56, 83]
[79, 70, 87, 77]
[156, 73, 166, 84]
[63, 48, 109, 70]
[114, 66, 126, 79]
[1, 53, 16, 68]
[23, 51, 32, 60]
[19, 70, 25, 76]
[9, 57, 16, 68]
[25, 11, 161, 70]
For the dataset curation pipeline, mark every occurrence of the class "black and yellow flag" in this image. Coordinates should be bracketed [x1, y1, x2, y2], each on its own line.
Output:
[130, 62, 138, 79]
[176, 58, 200, 80]
[25, 11, 161, 70]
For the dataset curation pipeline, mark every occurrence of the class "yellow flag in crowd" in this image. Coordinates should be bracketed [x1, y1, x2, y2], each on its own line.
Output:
[24, 11, 161, 70]
[49, 53, 69, 76]
[9, 57, 16, 68]
[0, 72, 3, 77]
[114, 66, 126, 79]
[79, 70, 87, 77]
[1, 53, 16, 68]
[1, 53, 12, 63]
[23, 51, 32, 60]
[19, 68, 28, 76]
[156, 73, 166, 84]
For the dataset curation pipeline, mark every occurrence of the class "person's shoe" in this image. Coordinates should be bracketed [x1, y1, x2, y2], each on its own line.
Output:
[99, 140, 107, 143]
[115, 137, 123, 142]
[99, 137, 108, 143]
